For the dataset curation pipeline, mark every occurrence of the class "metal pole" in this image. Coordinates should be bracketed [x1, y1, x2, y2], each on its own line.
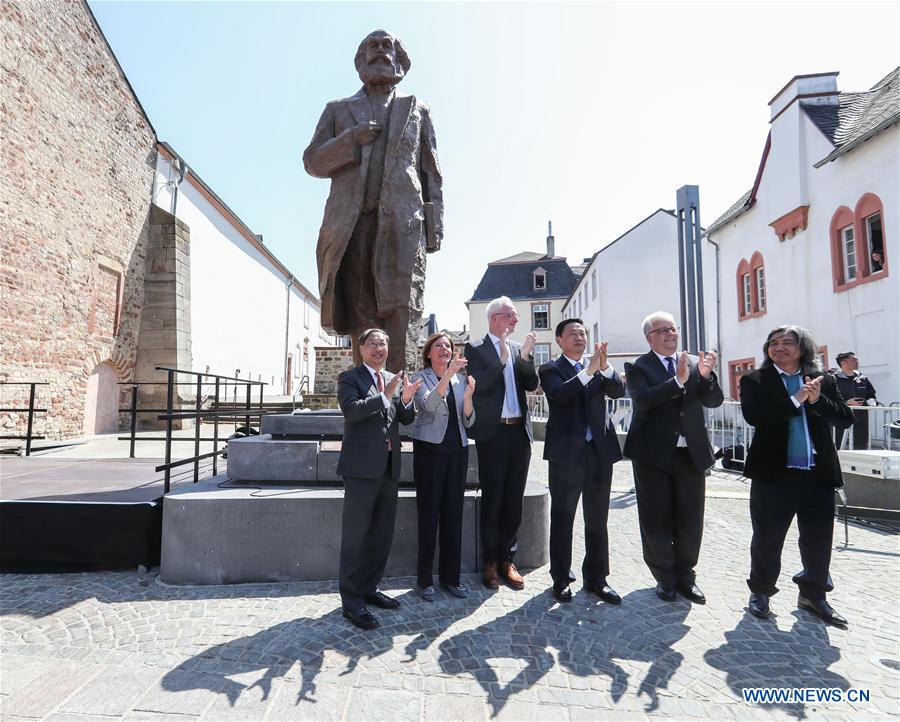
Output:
[129, 384, 138, 458]
[676, 199, 688, 348]
[193, 375, 202, 483]
[212, 377, 220, 476]
[245, 382, 251, 434]
[693, 202, 707, 350]
[24, 383, 36, 457]
[164, 370, 174, 494]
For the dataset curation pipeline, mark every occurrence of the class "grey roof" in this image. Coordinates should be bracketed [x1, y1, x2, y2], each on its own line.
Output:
[707, 189, 753, 234]
[468, 255, 578, 303]
[808, 66, 899, 166]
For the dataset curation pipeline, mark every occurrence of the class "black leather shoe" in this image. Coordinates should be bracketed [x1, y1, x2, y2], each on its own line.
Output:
[364, 591, 400, 609]
[675, 581, 706, 604]
[585, 582, 622, 605]
[798, 595, 848, 627]
[342, 607, 379, 630]
[552, 583, 573, 603]
[655, 583, 677, 602]
[748, 593, 770, 619]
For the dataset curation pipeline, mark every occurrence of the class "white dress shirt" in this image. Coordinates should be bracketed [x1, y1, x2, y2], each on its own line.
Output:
[652, 351, 687, 447]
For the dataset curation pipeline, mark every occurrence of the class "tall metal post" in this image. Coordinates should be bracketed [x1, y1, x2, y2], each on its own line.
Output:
[676, 185, 706, 353]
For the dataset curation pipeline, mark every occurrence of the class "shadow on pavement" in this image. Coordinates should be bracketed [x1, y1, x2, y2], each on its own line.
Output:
[160, 588, 487, 708]
[704, 611, 850, 720]
[436, 586, 690, 716]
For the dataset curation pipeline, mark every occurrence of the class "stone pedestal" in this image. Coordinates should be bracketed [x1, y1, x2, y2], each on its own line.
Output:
[160, 477, 549, 584]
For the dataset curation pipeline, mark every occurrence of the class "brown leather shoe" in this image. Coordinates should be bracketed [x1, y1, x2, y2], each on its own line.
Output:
[482, 562, 500, 589]
[501, 562, 525, 590]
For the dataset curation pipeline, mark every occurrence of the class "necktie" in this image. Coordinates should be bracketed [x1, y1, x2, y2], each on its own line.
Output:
[574, 361, 594, 441]
[376, 372, 392, 451]
[782, 373, 811, 469]
[500, 342, 517, 416]
[665, 356, 676, 377]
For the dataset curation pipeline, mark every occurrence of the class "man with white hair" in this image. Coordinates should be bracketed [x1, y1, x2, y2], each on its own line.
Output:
[465, 296, 539, 590]
[624, 311, 723, 604]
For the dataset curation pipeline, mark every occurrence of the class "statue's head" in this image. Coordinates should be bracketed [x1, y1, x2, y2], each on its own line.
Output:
[355, 30, 410, 86]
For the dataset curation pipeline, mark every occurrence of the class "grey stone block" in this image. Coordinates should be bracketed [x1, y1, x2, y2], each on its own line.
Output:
[262, 413, 344, 438]
[226, 435, 317, 482]
[160, 477, 549, 585]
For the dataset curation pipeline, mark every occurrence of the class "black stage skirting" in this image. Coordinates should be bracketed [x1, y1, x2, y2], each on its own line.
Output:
[0, 499, 162, 571]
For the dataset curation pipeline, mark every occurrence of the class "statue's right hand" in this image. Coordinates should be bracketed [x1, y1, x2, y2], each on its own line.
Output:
[351, 120, 382, 145]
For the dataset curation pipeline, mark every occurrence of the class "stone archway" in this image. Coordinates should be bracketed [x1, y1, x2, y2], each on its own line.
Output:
[83, 361, 120, 435]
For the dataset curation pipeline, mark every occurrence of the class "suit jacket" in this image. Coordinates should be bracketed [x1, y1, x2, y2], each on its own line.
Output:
[464, 334, 540, 442]
[402, 367, 474, 446]
[740, 366, 853, 487]
[623, 351, 724, 472]
[336, 364, 416, 480]
[539, 357, 625, 466]
[303, 89, 443, 332]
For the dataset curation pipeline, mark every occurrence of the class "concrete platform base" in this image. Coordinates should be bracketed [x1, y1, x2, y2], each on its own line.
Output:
[160, 476, 549, 585]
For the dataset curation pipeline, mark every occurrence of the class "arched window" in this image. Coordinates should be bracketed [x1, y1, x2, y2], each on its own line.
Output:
[736, 253, 766, 320]
[831, 195, 888, 291]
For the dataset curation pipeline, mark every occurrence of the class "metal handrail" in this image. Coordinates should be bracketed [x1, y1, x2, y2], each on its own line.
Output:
[0, 382, 49, 456]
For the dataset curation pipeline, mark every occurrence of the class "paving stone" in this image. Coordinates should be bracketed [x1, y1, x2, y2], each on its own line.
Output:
[344, 687, 420, 720]
[422, 693, 489, 721]
[1, 662, 101, 718]
[56, 667, 162, 717]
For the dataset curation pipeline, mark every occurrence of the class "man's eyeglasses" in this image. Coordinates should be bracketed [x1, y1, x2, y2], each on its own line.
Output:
[495, 312, 519, 319]
[648, 326, 679, 336]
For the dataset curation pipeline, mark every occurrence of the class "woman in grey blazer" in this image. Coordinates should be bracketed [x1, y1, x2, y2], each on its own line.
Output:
[405, 332, 476, 601]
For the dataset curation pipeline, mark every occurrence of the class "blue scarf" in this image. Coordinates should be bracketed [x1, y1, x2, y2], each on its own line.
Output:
[782, 372, 814, 470]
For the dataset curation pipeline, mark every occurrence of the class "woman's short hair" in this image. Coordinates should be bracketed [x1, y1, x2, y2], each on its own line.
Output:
[422, 332, 453, 368]
[760, 325, 821, 375]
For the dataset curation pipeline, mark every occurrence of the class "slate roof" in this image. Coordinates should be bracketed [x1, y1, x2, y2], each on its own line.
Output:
[708, 66, 898, 236]
[468, 255, 579, 303]
[707, 189, 753, 234]
[808, 66, 900, 166]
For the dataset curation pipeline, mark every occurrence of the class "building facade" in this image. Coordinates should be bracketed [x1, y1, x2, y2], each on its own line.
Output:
[561, 209, 719, 368]
[708, 69, 898, 401]
[466, 230, 580, 367]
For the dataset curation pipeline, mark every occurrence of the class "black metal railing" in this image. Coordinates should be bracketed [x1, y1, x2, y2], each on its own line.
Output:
[118, 368, 267, 493]
[0, 382, 49, 456]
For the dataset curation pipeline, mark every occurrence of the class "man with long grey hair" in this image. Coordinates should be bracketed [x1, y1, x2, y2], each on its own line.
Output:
[739, 325, 852, 626]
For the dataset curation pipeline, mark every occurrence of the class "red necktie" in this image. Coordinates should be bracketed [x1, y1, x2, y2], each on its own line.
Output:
[376, 372, 392, 451]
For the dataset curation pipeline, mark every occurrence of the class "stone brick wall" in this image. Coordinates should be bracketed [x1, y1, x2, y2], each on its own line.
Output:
[0, 0, 157, 439]
[314, 346, 354, 397]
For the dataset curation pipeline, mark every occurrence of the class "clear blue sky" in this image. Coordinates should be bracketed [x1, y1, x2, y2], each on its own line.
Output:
[89, 1, 899, 331]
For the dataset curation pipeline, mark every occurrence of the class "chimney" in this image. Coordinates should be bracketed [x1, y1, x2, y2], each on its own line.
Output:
[546, 220, 555, 257]
[766, 72, 839, 226]
[769, 71, 838, 122]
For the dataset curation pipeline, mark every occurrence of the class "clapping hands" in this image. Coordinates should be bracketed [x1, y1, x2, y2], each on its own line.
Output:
[697, 351, 718, 379]
[794, 376, 822, 404]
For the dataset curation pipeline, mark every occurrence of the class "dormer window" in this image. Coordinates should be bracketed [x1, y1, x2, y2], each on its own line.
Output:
[533, 266, 547, 291]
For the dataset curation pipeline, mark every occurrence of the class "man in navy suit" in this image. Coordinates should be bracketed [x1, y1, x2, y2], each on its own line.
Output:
[336, 328, 419, 630]
[624, 311, 723, 604]
[465, 296, 539, 590]
[539, 319, 626, 604]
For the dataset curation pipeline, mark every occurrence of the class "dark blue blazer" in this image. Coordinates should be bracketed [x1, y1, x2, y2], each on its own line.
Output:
[539, 356, 625, 466]
[336, 364, 416, 480]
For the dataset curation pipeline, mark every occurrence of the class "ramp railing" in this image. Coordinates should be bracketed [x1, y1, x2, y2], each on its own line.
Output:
[0, 382, 48, 456]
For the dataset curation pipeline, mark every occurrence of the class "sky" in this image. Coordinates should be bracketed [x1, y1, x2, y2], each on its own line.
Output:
[88, 1, 899, 331]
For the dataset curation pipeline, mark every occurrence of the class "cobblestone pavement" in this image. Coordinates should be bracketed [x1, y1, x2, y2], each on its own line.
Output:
[2, 464, 899, 721]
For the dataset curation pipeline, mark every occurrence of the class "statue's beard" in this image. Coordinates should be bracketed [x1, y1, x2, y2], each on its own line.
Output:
[359, 59, 404, 86]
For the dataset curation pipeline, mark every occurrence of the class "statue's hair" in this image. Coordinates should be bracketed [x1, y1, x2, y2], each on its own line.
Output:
[760, 325, 821, 375]
[354, 30, 411, 76]
[641, 311, 676, 336]
[486, 296, 514, 320]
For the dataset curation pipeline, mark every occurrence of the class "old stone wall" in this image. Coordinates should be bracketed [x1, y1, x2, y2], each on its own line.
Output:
[0, 0, 157, 439]
[314, 347, 353, 397]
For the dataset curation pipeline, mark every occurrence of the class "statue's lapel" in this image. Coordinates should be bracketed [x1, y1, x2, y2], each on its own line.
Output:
[387, 94, 415, 155]
[348, 88, 371, 125]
